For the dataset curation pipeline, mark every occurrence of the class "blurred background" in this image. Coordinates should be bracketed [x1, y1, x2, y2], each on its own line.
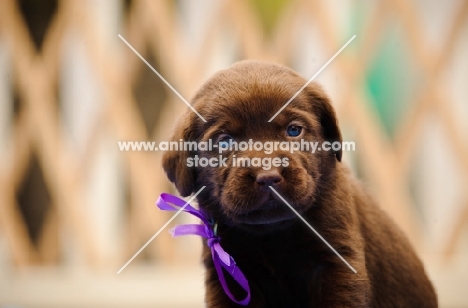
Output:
[0, 0, 467, 307]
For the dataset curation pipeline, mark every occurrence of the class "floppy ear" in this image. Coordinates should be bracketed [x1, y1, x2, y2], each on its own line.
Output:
[306, 84, 343, 161]
[162, 112, 197, 196]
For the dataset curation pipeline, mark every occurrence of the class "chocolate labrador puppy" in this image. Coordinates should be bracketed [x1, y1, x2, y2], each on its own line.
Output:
[162, 61, 437, 307]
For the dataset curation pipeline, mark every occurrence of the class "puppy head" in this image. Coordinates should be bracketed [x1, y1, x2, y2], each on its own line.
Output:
[163, 60, 342, 228]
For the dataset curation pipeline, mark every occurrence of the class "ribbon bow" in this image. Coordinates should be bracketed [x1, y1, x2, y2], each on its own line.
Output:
[156, 193, 251, 306]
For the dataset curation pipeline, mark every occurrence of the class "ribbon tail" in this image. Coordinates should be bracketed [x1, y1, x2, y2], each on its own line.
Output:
[212, 244, 251, 306]
[156, 193, 208, 222]
[170, 224, 209, 238]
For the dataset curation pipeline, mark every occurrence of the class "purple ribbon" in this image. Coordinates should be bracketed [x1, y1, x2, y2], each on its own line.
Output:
[156, 193, 251, 306]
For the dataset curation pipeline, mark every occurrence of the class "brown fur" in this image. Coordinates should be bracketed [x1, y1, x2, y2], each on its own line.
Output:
[162, 60, 437, 307]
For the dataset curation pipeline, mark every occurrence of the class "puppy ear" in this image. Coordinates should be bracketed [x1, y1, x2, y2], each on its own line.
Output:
[307, 85, 343, 161]
[162, 112, 197, 196]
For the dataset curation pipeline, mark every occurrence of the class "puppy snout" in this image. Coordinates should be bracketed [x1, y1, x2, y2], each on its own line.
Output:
[255, 170, 283, 190]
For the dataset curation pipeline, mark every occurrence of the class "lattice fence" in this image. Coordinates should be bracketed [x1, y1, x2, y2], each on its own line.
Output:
[0, 0, 467, 275]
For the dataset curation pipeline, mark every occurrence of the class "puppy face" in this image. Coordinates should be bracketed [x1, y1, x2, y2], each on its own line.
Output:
[163, 61, 342, 230]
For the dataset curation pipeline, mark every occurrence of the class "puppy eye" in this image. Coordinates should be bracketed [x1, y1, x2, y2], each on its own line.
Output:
[216, 133, 234, 147]
[286, 125, 302, 137]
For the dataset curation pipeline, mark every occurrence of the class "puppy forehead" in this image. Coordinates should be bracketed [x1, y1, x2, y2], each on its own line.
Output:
[199, 73, 309, 119]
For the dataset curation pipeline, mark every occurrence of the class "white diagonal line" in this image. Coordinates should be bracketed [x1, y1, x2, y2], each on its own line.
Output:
[118, 34, 207, 122]
[117, 186, 206, 274]
[268, 34, 356, 122]
[269, 186, 357, 273]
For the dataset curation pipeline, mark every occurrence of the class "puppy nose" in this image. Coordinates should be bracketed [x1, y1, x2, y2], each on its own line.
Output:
[255, 170, 283, 188]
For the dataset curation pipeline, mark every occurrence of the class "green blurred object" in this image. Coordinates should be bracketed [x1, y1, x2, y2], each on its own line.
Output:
[365, 25, 418, 138]
[250, 0, 288, 36]
[348, 6, 418, 138]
